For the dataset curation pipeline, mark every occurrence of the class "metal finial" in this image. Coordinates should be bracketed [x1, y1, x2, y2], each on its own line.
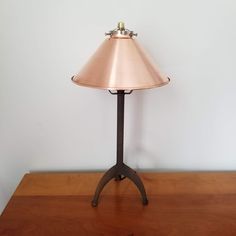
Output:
[117, 22, 125, 30]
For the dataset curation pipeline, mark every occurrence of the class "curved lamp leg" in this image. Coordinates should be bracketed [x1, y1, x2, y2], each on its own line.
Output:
[91, 165, 117, 207]
[122, 164, 148, 205]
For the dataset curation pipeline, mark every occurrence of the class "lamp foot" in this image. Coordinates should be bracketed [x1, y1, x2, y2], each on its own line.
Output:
[91, 164, 148, 207]
[142, 198, 149, 205]
[91, 200, 98, 207]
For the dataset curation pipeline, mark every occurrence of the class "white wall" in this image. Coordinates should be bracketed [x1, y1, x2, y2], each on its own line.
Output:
[0, 0, 236, 213]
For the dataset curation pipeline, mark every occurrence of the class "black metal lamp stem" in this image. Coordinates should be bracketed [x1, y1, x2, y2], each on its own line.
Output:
[117, 90, 124, 167]
[91, 90, 148, 207]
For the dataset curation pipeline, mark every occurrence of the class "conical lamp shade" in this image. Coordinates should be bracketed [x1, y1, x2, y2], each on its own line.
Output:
[72, 26, 169, 90]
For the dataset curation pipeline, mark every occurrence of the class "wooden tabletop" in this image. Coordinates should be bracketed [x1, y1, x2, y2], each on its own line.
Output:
[0, 172, 236, 235]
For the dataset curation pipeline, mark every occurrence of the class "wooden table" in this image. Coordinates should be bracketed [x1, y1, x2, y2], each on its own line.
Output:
[0, 172, 236, 235]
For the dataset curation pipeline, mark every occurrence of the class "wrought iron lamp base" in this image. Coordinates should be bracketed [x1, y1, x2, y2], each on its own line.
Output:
[91, 90, 148, 207]
[91, 163, 148, 207]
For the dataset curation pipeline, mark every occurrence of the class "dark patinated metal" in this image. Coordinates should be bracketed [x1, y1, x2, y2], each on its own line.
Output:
[91, 90, 148, 207]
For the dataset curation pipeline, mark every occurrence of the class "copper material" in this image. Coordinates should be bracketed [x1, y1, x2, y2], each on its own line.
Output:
[72, 23, 169, 90]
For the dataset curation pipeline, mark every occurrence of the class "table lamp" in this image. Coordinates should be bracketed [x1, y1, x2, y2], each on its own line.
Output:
[72, 22, 170, 207]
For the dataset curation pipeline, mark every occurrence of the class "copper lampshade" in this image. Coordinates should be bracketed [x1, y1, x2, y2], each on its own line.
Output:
[72, 23, 169, 90]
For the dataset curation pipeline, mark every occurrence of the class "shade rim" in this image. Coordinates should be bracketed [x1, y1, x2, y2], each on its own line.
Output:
[71, 76, 170, 90]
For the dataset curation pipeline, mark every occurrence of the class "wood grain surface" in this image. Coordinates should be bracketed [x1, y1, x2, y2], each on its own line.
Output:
[1, 172, 236, 235]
